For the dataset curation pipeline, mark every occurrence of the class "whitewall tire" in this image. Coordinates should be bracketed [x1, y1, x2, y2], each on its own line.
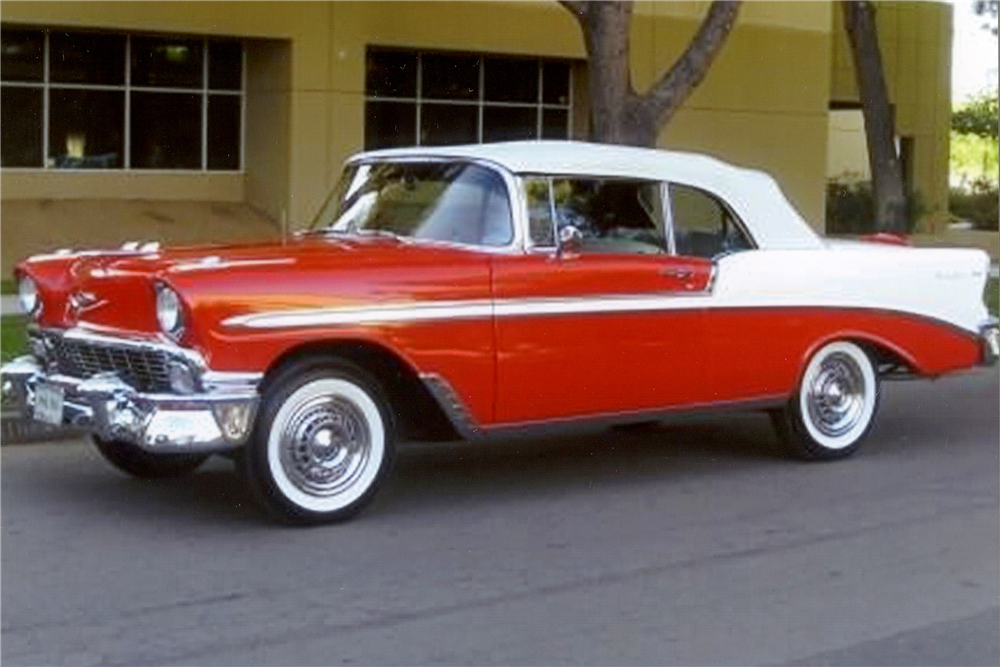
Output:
[242, 358, 395, 523]
[772, 341, 879, 460]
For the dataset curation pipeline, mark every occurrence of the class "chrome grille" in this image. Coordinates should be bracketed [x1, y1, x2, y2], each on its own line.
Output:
[41, 333, 172, 393]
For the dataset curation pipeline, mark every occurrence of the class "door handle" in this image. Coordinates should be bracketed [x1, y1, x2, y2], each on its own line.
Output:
[660, 267, 694, 280]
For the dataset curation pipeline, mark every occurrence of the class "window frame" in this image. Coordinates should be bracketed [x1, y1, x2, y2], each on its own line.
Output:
[0, 27, 246, 173]
[519, 174, 672, 256]
[324, 156, 526, 254]
[364, 47, 574, 150]
[665, 181, 758, 259]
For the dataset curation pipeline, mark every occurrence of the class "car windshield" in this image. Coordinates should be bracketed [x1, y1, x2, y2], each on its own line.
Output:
[312, 161, 513, 247]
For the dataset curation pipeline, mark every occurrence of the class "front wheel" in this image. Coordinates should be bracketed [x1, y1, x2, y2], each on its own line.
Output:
[241, 358, 395, 524]
[771, 341, 880, 460]
[92, 436, 209, 479]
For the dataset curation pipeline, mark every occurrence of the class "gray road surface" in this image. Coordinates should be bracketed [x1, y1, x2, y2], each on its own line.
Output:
[3, 369, 998, 666]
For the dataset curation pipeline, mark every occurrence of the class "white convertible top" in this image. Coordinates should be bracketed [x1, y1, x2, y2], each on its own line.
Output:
[354, 140, 824, 250]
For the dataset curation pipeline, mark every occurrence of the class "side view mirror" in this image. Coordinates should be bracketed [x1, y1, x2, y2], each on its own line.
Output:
[557, 225, 583, 259]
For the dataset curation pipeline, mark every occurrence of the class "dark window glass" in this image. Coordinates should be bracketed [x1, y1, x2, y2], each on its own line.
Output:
[542, 61, 570, 105]
[421, 53, 479, 100]
[552, 178, 667, 254]
[130, 91, 201, 168]
[1, 86, 42, 166]
[542, 108, 568, 139]
[330, 162, 512, 247]
[1, 29, 44, 81]
[364, 101, 416, 149]
[366, 50, 417, 98]
[207, 94, 240, 170]
[131, 37, 203, 88]
[49, 89, 124, 169]
[484, 57, 537, 103]
[523, 177, 555, 247]
[208, 40, 242, 90]
[50, 32, 125, 85]
[669, 183, 753, 258]
[421, 103, 477, 145]
[483, 106, 536, 142]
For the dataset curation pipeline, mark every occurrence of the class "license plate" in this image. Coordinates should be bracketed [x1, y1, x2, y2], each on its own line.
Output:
[989, 329, 1000, 357]
[34, 383, 64, 426]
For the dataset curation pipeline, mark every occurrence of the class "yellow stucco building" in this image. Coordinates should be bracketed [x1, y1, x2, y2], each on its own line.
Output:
[0, 1, 952, 267]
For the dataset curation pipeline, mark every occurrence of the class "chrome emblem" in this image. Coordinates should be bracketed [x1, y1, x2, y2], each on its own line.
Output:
[68, 291, 101, 314]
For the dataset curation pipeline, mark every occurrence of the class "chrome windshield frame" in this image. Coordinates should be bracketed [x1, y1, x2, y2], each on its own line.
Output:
[316, 155, 530, 255]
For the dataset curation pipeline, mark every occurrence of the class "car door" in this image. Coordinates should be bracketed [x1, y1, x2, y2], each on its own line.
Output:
[491, 176, 713, 425]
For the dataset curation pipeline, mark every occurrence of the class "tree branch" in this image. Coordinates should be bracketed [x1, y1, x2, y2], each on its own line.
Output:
[639, 0, 742, 127]
[557, 0, 588, 23]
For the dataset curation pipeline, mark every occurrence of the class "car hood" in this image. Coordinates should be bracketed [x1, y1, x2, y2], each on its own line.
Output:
[18, 235, 493, 336]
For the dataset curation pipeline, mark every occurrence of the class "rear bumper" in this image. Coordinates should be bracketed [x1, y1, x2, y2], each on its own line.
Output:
[980, 317, 999, 366]
[1, 355, 259, 454]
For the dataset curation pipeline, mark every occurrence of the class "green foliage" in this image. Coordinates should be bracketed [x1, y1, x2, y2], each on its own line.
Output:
[0, 279, 15, 296]
[951, 90, 999, 140]
[1, 316, 28, 362]
[950, 178, 999, 231]
[951, 131, 1000, 185]
[825, 180, 922, 235]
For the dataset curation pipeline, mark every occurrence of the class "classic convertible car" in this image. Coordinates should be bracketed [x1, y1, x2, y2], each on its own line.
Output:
[3, 141, 997, 523]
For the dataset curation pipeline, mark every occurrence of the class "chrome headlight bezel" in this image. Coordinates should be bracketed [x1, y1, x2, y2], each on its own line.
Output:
[155, 283, 185, 339]
[18, 276, 40, 318]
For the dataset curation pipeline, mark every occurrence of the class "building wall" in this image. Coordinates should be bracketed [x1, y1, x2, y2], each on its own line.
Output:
[830, 1, 952, 215]
[0, 0, 951, 240]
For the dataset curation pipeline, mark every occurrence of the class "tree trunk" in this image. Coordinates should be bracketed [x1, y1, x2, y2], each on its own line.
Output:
[841, 1, 908, 233]
[560, 0, 741, 147]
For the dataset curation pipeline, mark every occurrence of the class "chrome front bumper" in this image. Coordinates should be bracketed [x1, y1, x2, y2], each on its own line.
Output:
[1, 355, 260, 454]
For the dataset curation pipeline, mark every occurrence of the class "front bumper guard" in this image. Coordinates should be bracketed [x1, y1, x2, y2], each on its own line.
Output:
[1, 356, 259, 454]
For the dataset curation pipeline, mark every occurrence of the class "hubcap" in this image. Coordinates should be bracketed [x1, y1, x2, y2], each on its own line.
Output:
[806, 351, 866, 438]
[279, 395, 371, 498]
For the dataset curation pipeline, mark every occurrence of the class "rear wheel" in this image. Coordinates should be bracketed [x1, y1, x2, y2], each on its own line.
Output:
[771, 341, 880, 460]
[241, 358, 395, 524]
[92, 436, 209, 479]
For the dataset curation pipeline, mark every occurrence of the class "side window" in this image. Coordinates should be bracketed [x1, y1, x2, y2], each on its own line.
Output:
[551, 178, 667, 255]
[669, 183, 753, 258]
[524, 177, 556, 247]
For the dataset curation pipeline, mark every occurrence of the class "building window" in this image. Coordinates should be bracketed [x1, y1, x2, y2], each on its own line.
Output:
[365, 48, 573, 150]
[0, 26, 244, 171]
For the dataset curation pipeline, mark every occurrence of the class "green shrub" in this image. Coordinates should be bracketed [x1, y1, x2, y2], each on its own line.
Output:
[826, 180, 922, 235]
[949, 178, 999, 231]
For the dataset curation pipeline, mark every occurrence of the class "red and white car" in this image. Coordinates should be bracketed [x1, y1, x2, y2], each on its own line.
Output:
[3, 141, 997, 523]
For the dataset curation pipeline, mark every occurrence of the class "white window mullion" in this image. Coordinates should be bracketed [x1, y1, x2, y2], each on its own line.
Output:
[477, 57, 484, 144]
[42, 31, 49, 169]
[536, 60, 543, 139]
[124, 35, 131, 169]
[415, 54, 422, 146]
[201, 37, 209, 171]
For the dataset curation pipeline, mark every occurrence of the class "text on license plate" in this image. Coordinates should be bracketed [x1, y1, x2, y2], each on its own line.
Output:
[34, 383, 64, 426]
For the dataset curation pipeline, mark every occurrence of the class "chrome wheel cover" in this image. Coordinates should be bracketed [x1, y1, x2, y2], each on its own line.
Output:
[267, 377, 386, 513]
[806, 352, 866, 438]
[279, 395, 371, 498]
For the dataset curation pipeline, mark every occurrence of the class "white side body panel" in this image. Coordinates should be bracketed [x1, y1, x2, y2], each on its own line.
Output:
[712, 246, 992, 334]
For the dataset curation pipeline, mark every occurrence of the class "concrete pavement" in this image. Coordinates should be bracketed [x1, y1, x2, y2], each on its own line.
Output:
[3, 368, 997, 665]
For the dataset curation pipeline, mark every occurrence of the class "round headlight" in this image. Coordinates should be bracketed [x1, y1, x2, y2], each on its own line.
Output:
[18, 276, 39, 316]
[155, 284, 184, 337]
